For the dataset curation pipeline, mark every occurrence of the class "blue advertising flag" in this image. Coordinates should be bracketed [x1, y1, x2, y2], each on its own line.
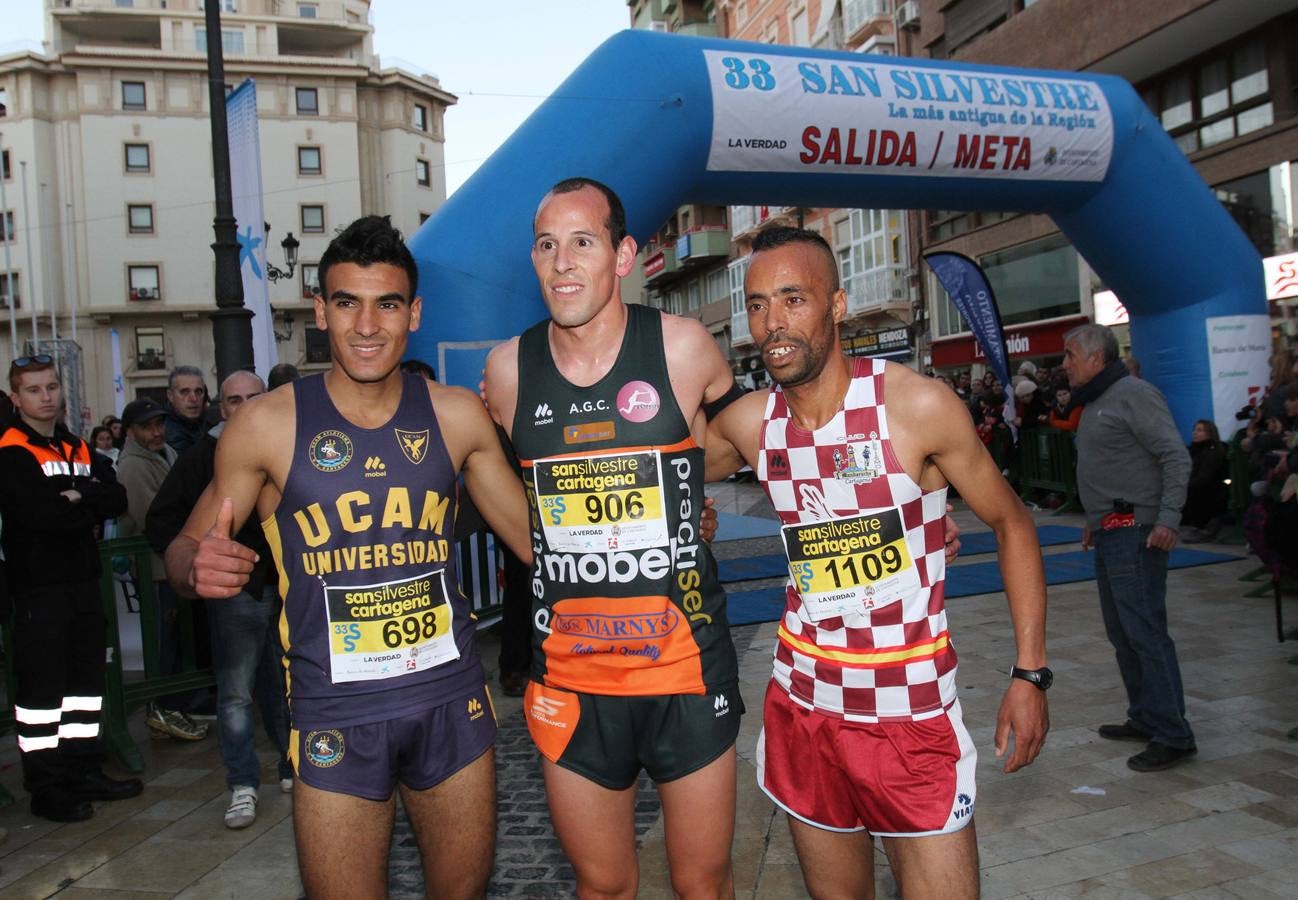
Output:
[923, 251, 1011, 389]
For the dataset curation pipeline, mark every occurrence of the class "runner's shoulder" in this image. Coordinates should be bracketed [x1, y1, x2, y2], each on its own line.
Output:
[881, 363, 959, 423]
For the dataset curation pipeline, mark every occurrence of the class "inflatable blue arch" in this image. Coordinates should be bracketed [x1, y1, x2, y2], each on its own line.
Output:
[407, 30, 1265, 439]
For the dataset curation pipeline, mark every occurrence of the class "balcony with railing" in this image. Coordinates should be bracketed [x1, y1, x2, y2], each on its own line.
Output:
[842, 0, 891, 46]
[844, 265, 909, 317]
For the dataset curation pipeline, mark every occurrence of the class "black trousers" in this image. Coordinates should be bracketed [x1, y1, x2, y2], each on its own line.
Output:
[12, 579, 107, 795]
[497, 547, 533, 676]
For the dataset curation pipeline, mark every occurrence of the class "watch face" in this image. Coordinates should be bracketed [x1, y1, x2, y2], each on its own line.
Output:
[1037, 667, 1053, 690]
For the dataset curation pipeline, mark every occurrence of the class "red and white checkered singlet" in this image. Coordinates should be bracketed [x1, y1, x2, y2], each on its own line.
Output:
[757, 356, 957, 722]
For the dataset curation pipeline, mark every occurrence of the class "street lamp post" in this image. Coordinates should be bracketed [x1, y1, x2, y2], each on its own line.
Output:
[204, 3, 253, 384]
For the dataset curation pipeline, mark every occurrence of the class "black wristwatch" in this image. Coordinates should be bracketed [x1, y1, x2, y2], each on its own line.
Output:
[1010, 665, 1053, 691]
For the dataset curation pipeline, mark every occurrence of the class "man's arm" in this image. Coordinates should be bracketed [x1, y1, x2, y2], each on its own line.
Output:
[164, 401, 277, 598]
[483, 338, 521, 433]
[1129, 387, 1191, 551]
[80, 444, 128, 519]
[910, 374, 1049, 774]
[662, 314, 739, 427]
[0, 446, 94, 532]
[704, 390, 767, 482]
[435, 386, 533, 565]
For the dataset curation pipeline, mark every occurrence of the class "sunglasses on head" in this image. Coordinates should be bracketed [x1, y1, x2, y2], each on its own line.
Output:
[12, 354, 53, 368]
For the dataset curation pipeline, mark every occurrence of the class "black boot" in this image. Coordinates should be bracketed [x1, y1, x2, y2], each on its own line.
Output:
[65, 769, 144, 802]
[30, 790, 94, 823]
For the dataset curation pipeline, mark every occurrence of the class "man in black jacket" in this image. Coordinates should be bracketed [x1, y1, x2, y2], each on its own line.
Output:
[0, 356, 142, 822]
[146, 369, 292, 829]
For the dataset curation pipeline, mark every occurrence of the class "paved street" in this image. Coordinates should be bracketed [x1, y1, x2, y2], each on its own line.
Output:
[1, 482, 1295, 898]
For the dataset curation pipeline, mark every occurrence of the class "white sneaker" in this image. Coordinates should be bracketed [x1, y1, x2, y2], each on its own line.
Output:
[224, 785, 258, 829]
[279, 777, 294, 793]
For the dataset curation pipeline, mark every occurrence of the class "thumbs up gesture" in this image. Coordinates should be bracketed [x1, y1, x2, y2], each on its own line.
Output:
[190, 497, 260, 599]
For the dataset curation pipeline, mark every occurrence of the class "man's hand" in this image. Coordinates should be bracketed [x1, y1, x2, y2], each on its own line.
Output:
[1146, 524, 1178, 551]
[943, 503, 960, 563]
[700, 496, 718, 544]
[994, 678, 1049, 774]
[191, 497, 258, 599]
[60, 489, 82, 504]
[1081, 525, 1092, 550]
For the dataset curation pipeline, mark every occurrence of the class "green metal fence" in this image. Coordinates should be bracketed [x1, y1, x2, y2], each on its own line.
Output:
[1017, 427, 1080, 513]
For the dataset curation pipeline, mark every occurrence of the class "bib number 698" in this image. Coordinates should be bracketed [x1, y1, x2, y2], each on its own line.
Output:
[382, 611, 438, 648]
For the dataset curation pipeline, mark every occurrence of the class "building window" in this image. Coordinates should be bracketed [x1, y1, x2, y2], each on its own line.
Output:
[135, 326, 166, 370]
[195, 27, 246, 55]
[1141, 36, 1271, 155]
[0, 272, 19, 309]
[125, 143, 151, 173]
[1, 210, 13, 242]
[931, 233, 1079, 330]
[128, 204, 154, 234]
[419, 212, 430, 224]
[300, 204, 325, 234]
[202, 1, 239, 11]
[297, 146, 322, 175]
[298, 3, 318, 18]
[790, 8, 808, 46]
[113, 0, 134, 7]
[1215, 165, 1295, 259]
[1, 149, 8, 180]
[0, 86, 8, 117]
[413, 104, 428, 131]
[295, 87, 318, 115]
[122, 81, 146, 110]
[128, 265, 161, 301]
[835, 208, 906, 312]
[302, 262, 320, 298]
[416, 158, 430, 187]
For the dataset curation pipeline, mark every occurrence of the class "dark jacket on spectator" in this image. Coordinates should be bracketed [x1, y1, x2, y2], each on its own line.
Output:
[0, 420, 126, 588]
[1183, 439, 1229, 528]
[164, 407, 204, 456]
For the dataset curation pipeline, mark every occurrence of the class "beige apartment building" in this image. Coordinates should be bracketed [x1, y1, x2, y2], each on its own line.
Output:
[0, 0, 454, 424]
[629, 0, 1298, 378]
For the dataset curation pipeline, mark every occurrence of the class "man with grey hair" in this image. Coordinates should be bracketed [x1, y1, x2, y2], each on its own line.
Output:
[1062, 323, 1195, 772]
[147, 370, 292, 828]
[164, 365, 209, 455]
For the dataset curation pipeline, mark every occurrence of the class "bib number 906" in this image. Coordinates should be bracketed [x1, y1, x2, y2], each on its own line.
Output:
[584, 490, 645, 524]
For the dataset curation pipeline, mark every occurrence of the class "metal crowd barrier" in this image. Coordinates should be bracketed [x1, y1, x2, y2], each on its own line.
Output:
[1017, 427, 1081, 513]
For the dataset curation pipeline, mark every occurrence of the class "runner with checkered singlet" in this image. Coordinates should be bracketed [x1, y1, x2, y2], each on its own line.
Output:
[706, 227, 1050, 900]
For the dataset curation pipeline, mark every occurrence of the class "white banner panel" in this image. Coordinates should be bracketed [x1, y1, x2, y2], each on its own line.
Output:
[705, 50, 1114, 182]
[227, 79, 277, 381]
[1206, 315, 1271, 439]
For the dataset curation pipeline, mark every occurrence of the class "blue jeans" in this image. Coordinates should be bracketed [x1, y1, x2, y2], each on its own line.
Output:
[1094, 525, 1195, 750]
[209, 587, 292, 788]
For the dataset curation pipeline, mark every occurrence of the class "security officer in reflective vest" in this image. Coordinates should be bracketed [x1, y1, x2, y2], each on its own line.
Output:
[0, 355, 142, 822]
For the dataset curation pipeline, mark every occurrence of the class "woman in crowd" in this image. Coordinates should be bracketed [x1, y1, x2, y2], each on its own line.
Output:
[90, 425, 119, 466]
[1181, 419, 1229, 542]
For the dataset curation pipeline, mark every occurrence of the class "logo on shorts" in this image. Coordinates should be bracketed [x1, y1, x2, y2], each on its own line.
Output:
[305, 729, 345, 768]
[953, 792, 974, 820]
[309, 430, 353, 472]
[467, 697, 485, 721]
[714, 694, 730, 718]
[616, 381, 659, 423]
[530, 694, 568, 728]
